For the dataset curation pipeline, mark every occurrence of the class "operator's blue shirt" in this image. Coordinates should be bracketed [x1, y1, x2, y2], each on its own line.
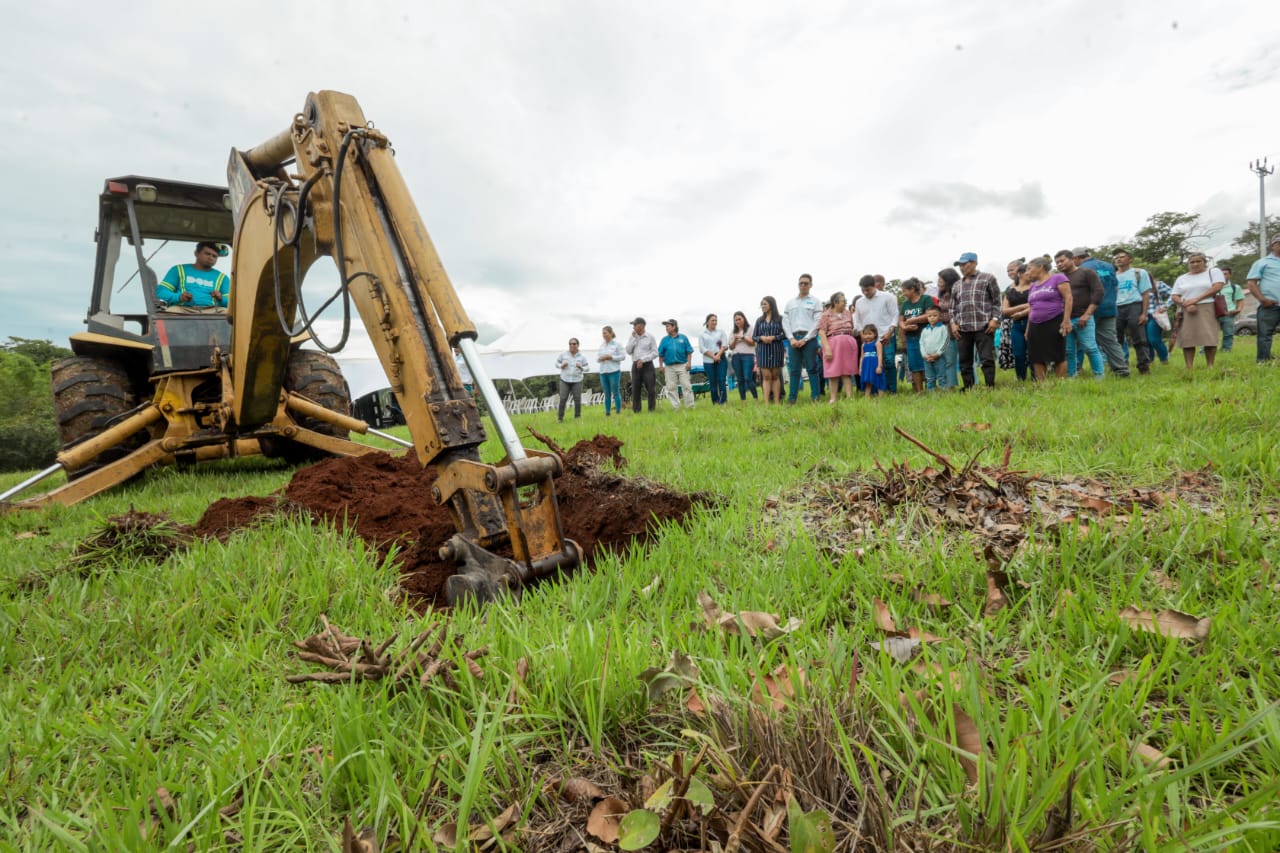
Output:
[157, 264, 230, 307]
[657, 333, 693, 365]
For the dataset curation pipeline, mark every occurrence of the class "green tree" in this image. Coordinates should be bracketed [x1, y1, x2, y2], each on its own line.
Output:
[1, 336, 72, 366]
[1087, 211, 1216, 285]
[0, 350, 58, 471]
[1218, 215, 1280, 282]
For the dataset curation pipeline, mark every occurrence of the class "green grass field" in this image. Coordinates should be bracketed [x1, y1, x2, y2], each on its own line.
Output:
[2, 349, 1278, 852]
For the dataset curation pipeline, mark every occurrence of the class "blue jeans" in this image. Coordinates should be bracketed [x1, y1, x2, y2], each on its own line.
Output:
[704, 357, 728, 404]
[923, 356, 945, 389]
[1258, 304, 1280, 362]
[1145, 317, 1169, 363]
[787, 337, 822, 401]
[732, 353, 758, 399]
[600, 370, 622, 414]
[1218, 315, 1236, 351]
[940, 337, 959, 389]
[1066, 316, 1105, 379]
[881, 336, 898, 393]
[1009, 319, 1028, 381]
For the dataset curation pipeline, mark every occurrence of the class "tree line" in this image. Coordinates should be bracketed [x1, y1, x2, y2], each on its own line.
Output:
[0, 337, 71, 472]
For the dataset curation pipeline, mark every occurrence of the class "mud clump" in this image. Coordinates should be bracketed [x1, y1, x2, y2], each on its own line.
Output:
[195, 496, 285, 541]
[194, 434, 704, 606]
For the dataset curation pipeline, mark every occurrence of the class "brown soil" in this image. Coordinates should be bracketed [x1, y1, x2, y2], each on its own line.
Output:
[193, 434, 704, 606]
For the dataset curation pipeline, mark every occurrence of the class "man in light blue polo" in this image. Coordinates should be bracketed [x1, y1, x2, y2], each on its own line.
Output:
[1245, 234, 1280, 363]
[156, 242, 230, 308]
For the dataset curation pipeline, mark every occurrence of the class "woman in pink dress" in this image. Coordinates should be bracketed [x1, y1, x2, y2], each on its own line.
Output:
[818, 291, 858, 402]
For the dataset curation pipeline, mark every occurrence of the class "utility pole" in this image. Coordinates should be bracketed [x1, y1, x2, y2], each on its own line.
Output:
[1251, 157, 1274, 256]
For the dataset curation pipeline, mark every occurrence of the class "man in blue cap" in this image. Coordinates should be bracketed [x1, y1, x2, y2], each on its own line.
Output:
[948, 252, 1001, 388]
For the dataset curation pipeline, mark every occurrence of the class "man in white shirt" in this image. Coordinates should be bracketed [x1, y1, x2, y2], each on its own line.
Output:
[853, 275, 900, 391]
[625, 317, 659, 412]
[782, 274, 824, 403]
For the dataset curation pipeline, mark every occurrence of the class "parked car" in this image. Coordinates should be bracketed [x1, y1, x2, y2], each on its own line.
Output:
[1236, 309, 1258, 336]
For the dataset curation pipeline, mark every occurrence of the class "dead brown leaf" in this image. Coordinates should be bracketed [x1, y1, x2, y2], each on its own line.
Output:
[1118, 607, 1211, 641]
[1149, 570, 1178, 591]
[872, 597, 897, 632]
[1134, 742, 1172, 770]
[751, 665, 808, 711]
[903, 690, 981, 785]
[587, 797, 629, 844]
[686, 690, 706, 716]
[139, 787, 176, 841]
[552, 777, 607, 805]
[959, 422, 991, 432]
[1107, 669, 1141, 686]
[15, 530, 40, 540]
[914, 589, 953, 608]
[984, 571, 1008, 617]
[342, 817, 380, 853]
[1079, 496, 1117, 515]
[699, 591, 800, 638]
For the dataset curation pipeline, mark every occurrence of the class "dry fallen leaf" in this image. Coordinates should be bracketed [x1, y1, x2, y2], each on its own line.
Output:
[751, 665, 808, 711]
[685, 690, 706, 716]
[1149, 570, 1178, 591]
[15, 531, 39, 540]
[553, 777, 607, 804]
[873, 597, 897, 632]
[984, 571, 1008, 617]
[1118, 607, 1211, 641]
[914, 589, 952, 608]
[959, 422, 991, 432]
[698, 590, 723, 626]
[717, 610, 802, 639]
[904, 690, 980, 785]
[587, 796, 629, 844]
[1134, 742, 1172, 770]
[871, 636, 921, 663]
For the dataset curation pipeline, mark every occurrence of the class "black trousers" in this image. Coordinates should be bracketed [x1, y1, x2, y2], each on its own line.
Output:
[631, 361, 656, 412]
[957, 329, 996, 388]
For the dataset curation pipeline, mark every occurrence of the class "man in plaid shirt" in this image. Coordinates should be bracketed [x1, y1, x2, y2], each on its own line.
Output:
[948, 252, 1001, 389]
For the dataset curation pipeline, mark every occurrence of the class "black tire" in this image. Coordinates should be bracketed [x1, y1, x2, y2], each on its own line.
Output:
[260, 350, 351, 464]
[51, 356, 145, 479]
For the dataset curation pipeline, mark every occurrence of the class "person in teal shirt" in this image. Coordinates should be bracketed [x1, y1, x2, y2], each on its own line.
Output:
[1246, 234, 1280, 362]
[156, 242, 230, 308]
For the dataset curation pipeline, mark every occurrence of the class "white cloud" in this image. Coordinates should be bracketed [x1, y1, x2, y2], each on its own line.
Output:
[1, 0, 1277, 360]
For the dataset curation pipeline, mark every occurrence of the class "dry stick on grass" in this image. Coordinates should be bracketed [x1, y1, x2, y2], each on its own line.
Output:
[658, 745, 710, 838]
[893, 426, 955, 475]
[725, 764, 780, 853]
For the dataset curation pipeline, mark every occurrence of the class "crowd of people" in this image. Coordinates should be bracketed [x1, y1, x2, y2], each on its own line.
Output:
[549, 239, 1280, 417]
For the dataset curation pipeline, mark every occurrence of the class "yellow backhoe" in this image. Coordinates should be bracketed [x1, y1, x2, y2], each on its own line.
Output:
[2, 91, 580, 603]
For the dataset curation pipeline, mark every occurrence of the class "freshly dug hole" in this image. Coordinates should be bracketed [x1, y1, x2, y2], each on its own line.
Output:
[195, 434, 706, 606]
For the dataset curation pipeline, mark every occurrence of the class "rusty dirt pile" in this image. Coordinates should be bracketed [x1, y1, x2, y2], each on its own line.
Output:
[193, 434, 703, 605]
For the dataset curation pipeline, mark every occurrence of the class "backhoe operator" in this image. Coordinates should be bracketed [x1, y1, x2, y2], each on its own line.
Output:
[156, 241, 230, 308]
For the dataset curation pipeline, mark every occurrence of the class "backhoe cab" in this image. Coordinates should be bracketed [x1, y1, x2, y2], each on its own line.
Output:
[3, 92, 581, 604]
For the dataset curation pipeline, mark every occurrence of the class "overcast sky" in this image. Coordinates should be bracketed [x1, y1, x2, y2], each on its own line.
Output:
[2, 0, 1276, 358]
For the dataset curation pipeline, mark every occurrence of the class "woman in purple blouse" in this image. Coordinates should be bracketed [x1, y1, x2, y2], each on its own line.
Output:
[1023, 256, 1074, 380]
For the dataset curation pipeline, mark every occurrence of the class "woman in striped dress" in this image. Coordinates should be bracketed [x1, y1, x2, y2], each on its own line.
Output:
[753, 296, 785, 404]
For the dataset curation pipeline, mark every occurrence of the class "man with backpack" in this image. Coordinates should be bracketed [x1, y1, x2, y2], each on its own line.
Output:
[1111, 250, 1153, 374]
[1076, 248, 1128, 376]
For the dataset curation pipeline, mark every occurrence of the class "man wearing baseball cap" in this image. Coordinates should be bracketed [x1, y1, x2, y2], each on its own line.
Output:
[657, 319, 696, 409]
[625, 317, 659, 412]
[949, 252, 1001, 389]
[1245, 234, 1280, 362]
